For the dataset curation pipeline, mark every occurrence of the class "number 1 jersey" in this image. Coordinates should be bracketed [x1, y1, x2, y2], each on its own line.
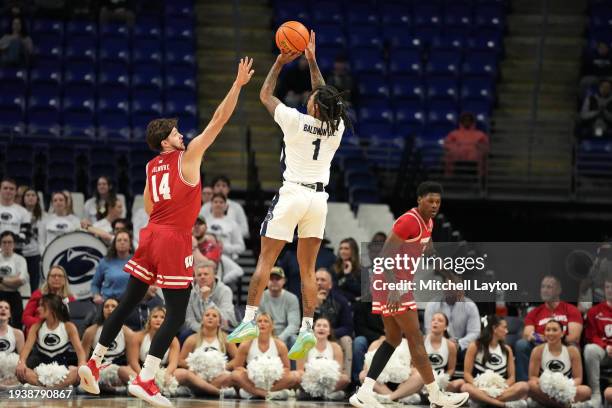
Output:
[146, 150, 201, 231]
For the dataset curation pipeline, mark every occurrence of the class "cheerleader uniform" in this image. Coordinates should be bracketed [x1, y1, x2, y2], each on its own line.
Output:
[28, 321, 77, 367]
[473, 344, 508, 378]
[246, 338, 279, 365]
[306, 340, 334, 363]
[0, 326, 17, 353]
[540, 343, 572, 378]
[197, 337, 222, 353]
[139, 333, 169, 366]
[94, 326, 127, 366]
[425, 335, 449, 375]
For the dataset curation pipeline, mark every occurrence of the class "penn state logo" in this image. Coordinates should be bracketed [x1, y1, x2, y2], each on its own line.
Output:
[0, 338, 10, 352]
[203, 346, 218, 352]
[44, 333, 61, 347]
[546, 359, 566, 373]
[50, 247, 104, 285]
[429, 353, 443, 366]
[488, 354, 503, 366]
[210, 224, 221, 232]
[0, 265, 12, 277]
[0, 212, 12, 221]
[55, 223, 68, 230]
[108, 340, 117, 352]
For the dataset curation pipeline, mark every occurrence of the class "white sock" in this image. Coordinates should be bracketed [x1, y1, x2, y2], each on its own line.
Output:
[360, 377, 376, 394]
[425, 381, 441, 398]
[243, 305, 258, 322]
[91, 344, 108, 368]
[300, 317, 314, 332]
[140, 355, 161, 382]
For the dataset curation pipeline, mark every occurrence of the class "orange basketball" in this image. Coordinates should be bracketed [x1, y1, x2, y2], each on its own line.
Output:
[275, 21, 309, 53]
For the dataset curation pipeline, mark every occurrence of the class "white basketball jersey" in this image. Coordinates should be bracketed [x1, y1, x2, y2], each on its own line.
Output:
[273, 103, 344, 185]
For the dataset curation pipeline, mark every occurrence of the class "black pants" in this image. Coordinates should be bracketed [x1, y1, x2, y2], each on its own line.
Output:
[25, 255, 41, 292]
[98, 276, 191, 360]
[0, 290, 23, 329]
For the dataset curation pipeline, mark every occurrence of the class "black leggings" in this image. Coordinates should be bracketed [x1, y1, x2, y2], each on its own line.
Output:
[98, 276, 191, 360]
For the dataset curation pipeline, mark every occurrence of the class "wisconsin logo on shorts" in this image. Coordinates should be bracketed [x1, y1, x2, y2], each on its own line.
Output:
[184, 255, 194, 269]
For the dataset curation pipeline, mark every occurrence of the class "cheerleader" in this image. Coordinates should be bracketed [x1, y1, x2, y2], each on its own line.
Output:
[296, 317, 350, 399]
[528, 319, 591, 408]
[0, 300, 24, 388]
[81, 298, 135, 388]
[359, 335, 422, 404]
[174, 306, 237, 396]
[426, 312, 464, 390]
[127, 306, 180, 388]
[230, 313, 296, 400]
[461, 315, 529, 408]
[15, 294, 86, 387]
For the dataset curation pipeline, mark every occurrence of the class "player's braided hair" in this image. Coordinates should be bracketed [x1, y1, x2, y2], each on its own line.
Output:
[313, 85, 352, 136]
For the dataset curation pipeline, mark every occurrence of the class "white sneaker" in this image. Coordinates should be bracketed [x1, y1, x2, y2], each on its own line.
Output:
[267, 389, 290, 400]
[128, 375, 173, 408]
[325, 391, 345, 401]
[221, 387, 237, 398]
[375, 393, 393, 404]
[239, 389, 253, 399]
[399, 393, 422, 404]
[429, 390, 469, 408]
[350, 388, 387, 408]
[505, 400, 529, 408]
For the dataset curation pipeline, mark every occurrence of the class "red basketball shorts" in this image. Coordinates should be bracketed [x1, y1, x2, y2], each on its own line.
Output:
[371, 271, 417, 317]
[124, 223, 194, 289]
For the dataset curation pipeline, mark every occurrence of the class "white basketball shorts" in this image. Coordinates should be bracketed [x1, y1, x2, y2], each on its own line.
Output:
[260, 181, 329, 242]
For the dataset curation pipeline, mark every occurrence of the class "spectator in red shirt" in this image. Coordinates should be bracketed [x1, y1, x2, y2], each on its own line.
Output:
[514, 275, 583, 381]
[584, 277, 612, 406]
[444, 112, 489, 177]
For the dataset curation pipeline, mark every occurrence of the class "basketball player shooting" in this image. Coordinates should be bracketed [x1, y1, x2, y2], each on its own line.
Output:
[350, 182, 469, 408]
[227, 31, 351, 360]
[78, 57, 254, 407]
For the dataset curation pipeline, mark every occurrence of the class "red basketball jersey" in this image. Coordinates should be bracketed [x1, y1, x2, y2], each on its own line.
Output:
[146, 150, 201, 230]
[392, 207, 433, 267]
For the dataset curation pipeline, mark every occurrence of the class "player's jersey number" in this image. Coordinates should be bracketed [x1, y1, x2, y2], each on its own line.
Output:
[312, 139, 321, 160]
[151, 173, 171, 202]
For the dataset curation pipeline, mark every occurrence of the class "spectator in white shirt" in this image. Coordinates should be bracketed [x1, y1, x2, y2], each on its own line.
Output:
[92, 196, 124, 234]
[0, 178, 30, 237]
[0, 231, 28, 329]
[82, 176, 126, 223]
[203, 193, 245, 258]
[39, 192, 80, 251]
[199, 176, 249, 238]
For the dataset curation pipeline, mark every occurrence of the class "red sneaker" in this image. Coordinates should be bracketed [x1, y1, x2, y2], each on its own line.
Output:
[128, 375, 173, 407]
[78, 359, 102, 394]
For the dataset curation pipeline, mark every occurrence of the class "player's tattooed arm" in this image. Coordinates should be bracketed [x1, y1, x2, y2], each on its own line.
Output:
[260, 52, 299, 116]
[304, 31, 325, 90]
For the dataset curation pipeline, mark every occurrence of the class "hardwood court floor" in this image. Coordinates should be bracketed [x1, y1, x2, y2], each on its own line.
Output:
[2, 395, 428, 407]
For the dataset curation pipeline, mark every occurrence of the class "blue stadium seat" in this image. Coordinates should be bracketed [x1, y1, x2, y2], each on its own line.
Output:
[165, 40, 196, 66]
[389, 50, 422, 75]
[311, 1, 342, 24]
[30, 66, 62, 87]
[164, 0, 194, 17]
[462, 52, 498, 77]
[380, 3, 411, 26]
[351, 49, 385, 74]
[132, 39, 163, 64]
[357, 75, 389, 100]
[348, 26, 383, 49]
[98, 106, 130, 140]
[99, 38, 130, 63]
[316, 25, 346, 48]
[426, 50, 462, 76]
[32, 34, 62, 64]
[413, 26, 439, 48]
[443, 2, 473, 28]
[0, 105, 25, 134]
[347, 5, 379, 25]
[64, 63, 96, 86]
[461, 100, 492, 129]
[66, 20, 97, 37]
[132, 88, 163, 105]
[165, 99, 197, 118]
[27, 106, 61, 137]
[317, 46, 343, 72]
[467, 30, 503, 54]
[100, 22, 130, 39]
[383, 27, 424, 50]
[133, 19, 162, 40]
[165, 25, 194, 41]
[132, 64, 163, 91]
[165, 67, 196, 91]
[460, 78, 495, 103]
[345, 170, 377, 189]
[413, 4, 442, 27]
[431, 34, 466, 51]
[358, 105, 393, 124]
[28, 93, 61, 111]
[165, 89, 197, 113]
[427, 77, 459, 102]
[427, 101, 459, 128]
[98, 62, 130, 87]
[63, 105, 96, 139]
[132, 99, 163, 117]
[31, 19, 64, 36]
[275, 5, 311, 28]
[358, 122, 394, 141]
[0, 68, 27, 88]
[349, 186, 380, 204]
[474, 3, 505, 29]
[65, 36, 97, 63]
[391, 77, 425, 101]
[395, 102, 427, 129]
[64, 84, 95, 105]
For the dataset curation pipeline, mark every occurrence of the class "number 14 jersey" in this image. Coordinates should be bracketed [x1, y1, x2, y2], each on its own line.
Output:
[147, 150, 201, 230]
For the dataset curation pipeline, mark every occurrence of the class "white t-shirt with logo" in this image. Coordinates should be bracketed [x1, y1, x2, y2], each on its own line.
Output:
[0, 203, 30, 235]
[273, 103, 344, 185]
[0, 252, 28, 292]
[39, 214, 81, 251]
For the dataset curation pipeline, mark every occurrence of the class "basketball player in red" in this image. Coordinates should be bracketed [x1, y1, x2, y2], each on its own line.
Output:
[350, 182, 469, 408]
[78, 57, 254, 407]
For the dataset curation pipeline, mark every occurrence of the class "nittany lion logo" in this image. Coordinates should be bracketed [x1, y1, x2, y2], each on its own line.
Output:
[51, 247, 104, 285]
[0, 338, 10, 351]
[0, 265, 12, 277]
[44, 333, 61, 347]
[429, 353, 444, 366]
[488, 354, 503, 366]
[55, 223, 68, 230]
[546, 359, 566, 372]
[0, 212, 12, 221]
[108, 340, 117, 352]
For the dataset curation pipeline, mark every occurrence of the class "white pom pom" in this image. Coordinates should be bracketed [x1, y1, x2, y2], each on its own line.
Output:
[364, 341, 411, 384]
[34, 362, 69, 387]
[247, 355, 284, 390]
[435, 371, 450, 391]
[474, 370, 508, 398]
[301, 358, 341, 397]
[539, 370, 576, 405]
[99, 364, 121, 387]
[155, 367, 179, 397]
[186, 348, 227, 382]
[0, 352, 19, 382]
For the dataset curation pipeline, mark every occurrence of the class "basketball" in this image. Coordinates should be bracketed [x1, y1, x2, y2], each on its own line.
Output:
[275, 21, 310, 53]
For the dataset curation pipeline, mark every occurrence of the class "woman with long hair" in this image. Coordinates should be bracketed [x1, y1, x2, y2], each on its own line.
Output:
[0, 300, 25, 388]
[83, 176, 124, 223]
[91, 230, 133, 305]
[231, 313, 296, 399]
[82, 298, 135, 388]
[174, 306, 237, 396]
[19, 188, 44, 291]
[22, 265, 74, 335]
[39, 192, 80, 249]
[16, 294, 86, 387]
[296, 316, 350, 399]
[332, 238, 361, 302]
[126, 306, 180, 391]
[0, 16, 33, 66]
[528, 319, 591, 407]
[461, 315, 529, 407]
